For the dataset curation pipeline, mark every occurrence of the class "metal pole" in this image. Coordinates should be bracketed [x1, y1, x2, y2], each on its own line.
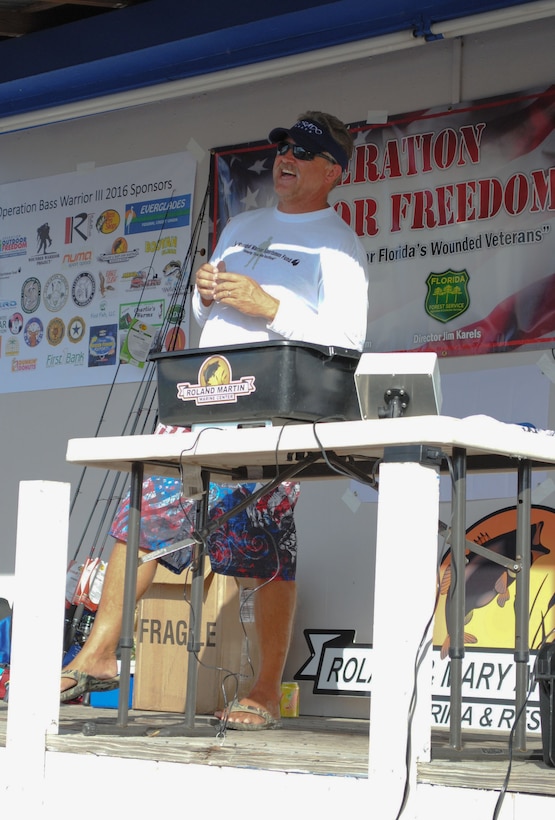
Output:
[514, 459, 531, 751]
[183, 469, 211, 732]
[448, 447, 466, 750]
[116, 460, 143, 727]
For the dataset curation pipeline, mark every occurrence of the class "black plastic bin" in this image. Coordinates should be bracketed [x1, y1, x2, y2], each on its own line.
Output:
[536, 641, 555, 767]
[149, 340, 362, 427]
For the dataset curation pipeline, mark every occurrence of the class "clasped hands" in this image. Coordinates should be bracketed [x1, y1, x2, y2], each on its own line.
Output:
[196, 261, 278, 322]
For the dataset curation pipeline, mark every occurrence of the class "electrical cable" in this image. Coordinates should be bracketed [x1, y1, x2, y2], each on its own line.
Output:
[68, 177, 211, 557]
[491, 628, 555, 820]
[529, 574, 550, 650]
[172, 494, 283, 739]
[395, 520, 449, 818]
[69, 188, 176, 515]
[214, 427, 289, 736]
[171, 418, 298, 737]
[310, 417, 379, 489]
[429, 461, 551, 820]
[64, 176, 210, 649]
[216, 532, 282, 739]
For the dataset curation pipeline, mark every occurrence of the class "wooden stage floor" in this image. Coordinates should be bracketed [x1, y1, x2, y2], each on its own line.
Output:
[1, 701, 554, 796]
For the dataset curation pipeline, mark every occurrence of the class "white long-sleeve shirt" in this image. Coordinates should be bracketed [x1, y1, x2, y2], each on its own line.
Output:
[192, 206, 369, 351]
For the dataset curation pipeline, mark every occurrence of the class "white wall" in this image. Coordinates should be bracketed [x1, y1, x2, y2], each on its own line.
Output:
[1, 19, 554, 717]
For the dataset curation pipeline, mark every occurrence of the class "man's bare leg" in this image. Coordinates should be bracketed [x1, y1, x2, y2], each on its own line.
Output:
[225, 578, 296, 727]
[61, 540, 157, 692]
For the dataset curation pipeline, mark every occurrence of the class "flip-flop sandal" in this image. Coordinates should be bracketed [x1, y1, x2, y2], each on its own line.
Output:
[60, 670, 120, 703]
[221, 699, 281, 731]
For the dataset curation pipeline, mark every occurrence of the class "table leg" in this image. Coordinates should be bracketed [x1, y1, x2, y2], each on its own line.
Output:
[448, 447, 466, 751]
[514, 459, 531, 751]
[182, 469, 213, 734]
[116, 460, 143, 728]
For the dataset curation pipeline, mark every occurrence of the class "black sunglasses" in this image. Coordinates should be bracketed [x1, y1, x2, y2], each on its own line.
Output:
[276, 141, 337, 164]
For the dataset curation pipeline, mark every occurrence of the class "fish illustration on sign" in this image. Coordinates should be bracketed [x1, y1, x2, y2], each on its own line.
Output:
[438, 515, 552, 659]
[200, 356, 231, 386]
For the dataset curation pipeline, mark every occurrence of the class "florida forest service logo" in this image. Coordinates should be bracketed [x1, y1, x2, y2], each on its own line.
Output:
[425, 269, 470, 323]
[176, 354, 256, 406]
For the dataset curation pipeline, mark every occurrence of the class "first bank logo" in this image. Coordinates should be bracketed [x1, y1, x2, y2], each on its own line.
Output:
[295, 629, 372, 695]
[176, 354, 256, 406]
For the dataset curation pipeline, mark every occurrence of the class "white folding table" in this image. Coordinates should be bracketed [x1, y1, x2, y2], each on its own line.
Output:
[66, 415, 555, 815]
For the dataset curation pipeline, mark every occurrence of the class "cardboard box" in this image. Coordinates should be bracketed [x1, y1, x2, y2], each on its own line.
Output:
[133, 563, 259, 714]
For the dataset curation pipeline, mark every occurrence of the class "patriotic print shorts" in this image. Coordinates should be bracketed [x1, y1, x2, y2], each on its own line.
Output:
[110, 476, 300, 580]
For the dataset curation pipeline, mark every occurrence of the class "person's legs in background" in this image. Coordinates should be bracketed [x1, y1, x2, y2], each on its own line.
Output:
[60, 541, 157, 696]
[209, 481, 300, 729]
[59, 476, 298, 725]
[60, 475, 195, 699]
[222, 576, 296, 727]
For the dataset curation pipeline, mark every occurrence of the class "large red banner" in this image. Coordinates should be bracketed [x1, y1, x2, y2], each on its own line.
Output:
[211, 86, 555, 357]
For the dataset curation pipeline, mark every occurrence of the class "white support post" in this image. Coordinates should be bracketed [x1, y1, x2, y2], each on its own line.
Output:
[368, 458, 440, 819]
[5, 480, 70, 809]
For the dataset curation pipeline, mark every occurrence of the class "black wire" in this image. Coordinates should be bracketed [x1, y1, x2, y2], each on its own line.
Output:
[216, 529, 283, 738]
[173, 482, 283, 739]
[69, 176, 211, 565]
[352, 450, 449, 818]
[214, 421, 291, 736]
[69, 185, 180, 515]
[492, 628, 555, 819]
[529, 574, 550, 649]
[395, 528, 447, 818]
[176, 417, 299, 736]
[150, 181, 210, 355]
[310, 417, 379, 488]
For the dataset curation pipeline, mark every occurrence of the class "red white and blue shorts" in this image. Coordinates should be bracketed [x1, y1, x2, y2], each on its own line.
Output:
[110, 476, 300, 580]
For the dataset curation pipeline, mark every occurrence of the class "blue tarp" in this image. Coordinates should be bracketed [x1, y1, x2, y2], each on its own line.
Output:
[0, 616, 11, 665]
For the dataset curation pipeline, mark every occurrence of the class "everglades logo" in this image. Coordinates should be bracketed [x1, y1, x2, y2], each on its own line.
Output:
[425, 269, 469, 323]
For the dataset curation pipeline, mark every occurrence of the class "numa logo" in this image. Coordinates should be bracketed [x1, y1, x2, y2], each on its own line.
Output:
[295, 119, 323, 135]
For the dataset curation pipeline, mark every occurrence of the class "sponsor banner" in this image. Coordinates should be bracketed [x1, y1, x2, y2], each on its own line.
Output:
[430, 697, 542, 735]
[295, 632, 543, 733]
[0, 152, 195, 393]
[294, 504, 555, 733]
[211, 86, 555, 356]
[433, 505, 555, 657]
